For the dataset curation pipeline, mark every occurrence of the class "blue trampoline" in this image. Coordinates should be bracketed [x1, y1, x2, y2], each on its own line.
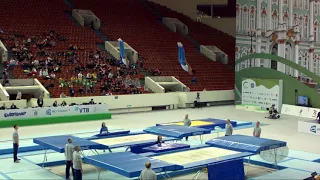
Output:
[156, 118, 237, 130]
[84, 152, 183, 178]
[91, 129, 130, 138]
[84, 147, 253, 179]
[33, 135, 107, 153]
[144, 125, 211, 143]
[33, 135, 108, 167]
[205, 135, 287, 154]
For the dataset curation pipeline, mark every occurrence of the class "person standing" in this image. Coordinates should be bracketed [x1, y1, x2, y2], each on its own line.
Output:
[225, 119, 233, 136]
[140, 162, 157, 180]
[316, 112, 320, 124]
[37, 96, 44, 107]
[253, 121, 262, 137]
[70, 85, 75, 97]
[73, 146, 83, 180]
[65, 138, 75, 180]
[16, 90, 22, 100]
[13, 124, 20, 163]
[183, 114, 191, 141]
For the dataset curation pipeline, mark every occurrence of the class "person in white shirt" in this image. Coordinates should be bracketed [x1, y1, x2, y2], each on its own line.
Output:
[65, 138, 75, 180]
[140, 162, 157, 180]
[73, 146, 83, 180]
[86, 73, 92, 79]
[253, 121, 261, 137]
[225, 119, 233, 136]
[78, 72, 83, 80]
[60, 93, 67, 98]
[50, 73, 56, 79]
[32, 59, 39, 66]
[39, 69, 43, 77]
[108, 72, 113, 79]
[13, 124, 20, 163]
[16, 91, 22, 100]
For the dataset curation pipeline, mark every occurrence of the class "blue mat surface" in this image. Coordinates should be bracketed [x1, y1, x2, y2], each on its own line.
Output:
[33, 135, 108, 153]
[250, 168, 311, 180]
[208, 158, 245, 180]
[143, 125, 211, 138]
[83, 152, 183, 178]
[206, 135, 287, 154]
[278, 159, 320, 172]
[143, 143, 190, 153]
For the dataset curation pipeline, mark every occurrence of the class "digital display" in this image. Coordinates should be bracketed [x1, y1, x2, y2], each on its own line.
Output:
[298, 96, 308, 106]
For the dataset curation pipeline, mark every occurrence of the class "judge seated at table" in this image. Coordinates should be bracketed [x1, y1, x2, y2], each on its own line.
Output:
[156, 135, 164, 144]
[100, 122, 109, 135]
[0, 103, 6, 110]
[10, 103, 17, 109]
[53, 101, 58, 107]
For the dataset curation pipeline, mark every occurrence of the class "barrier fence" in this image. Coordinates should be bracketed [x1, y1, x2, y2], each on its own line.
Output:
[281, 104, 320, 136]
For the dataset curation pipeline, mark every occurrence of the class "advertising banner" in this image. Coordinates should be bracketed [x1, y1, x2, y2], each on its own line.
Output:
[298, 121, 320, 136]
[0, 104, 109, 120]
[242, 78, 283, 111]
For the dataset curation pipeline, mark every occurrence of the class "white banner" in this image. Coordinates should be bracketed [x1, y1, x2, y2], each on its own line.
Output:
[281, 104, 310, 117]
[0, 104, 109, 120]
[281, 104, 315, 119]
[298, 121, 320, 136]
[241, 78, 283, 111]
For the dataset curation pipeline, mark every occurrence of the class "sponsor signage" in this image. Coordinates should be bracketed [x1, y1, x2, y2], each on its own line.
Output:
[4, 112, 26, 118]
[298, 121, 320, 136]
[242, 78, 283, 111]
[0, 104, 108, 120]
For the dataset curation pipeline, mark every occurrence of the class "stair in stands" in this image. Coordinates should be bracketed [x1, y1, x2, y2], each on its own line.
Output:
[64, 10, 81, 26]
[64, 0, 76, 9]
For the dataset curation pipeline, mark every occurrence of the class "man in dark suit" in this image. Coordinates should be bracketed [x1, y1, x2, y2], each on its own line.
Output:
[37, 96, 44, 107]
[70, 85, 75, 97]
[53, 101, 58, 107]
[10, 103, 17, 109]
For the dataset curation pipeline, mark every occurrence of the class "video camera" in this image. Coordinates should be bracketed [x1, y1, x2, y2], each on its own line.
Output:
[266, 105, 280, 119]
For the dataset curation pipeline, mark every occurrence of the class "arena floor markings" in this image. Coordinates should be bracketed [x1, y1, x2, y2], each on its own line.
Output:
[152, 147, 240, 165]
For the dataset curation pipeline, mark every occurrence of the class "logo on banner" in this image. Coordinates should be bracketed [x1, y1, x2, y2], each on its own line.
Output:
[299, 109, 303, 116]
[310, 125, 317, 133]
[313, 110, 318, 118]
[33, 110, 38, 116]
[46, 109, 52, 115]
[80, 108, 89, 113]
[243, 81, 249, 89]
[4, 112, 26, 118]
[46, 108, 69, 115]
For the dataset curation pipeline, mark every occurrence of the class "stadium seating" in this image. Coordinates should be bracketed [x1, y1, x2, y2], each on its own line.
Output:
[0, 0, 146, 97]
[1, 0, 234, 96]
[72, 0, 234, 91]
[146, 1, 235, 67]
